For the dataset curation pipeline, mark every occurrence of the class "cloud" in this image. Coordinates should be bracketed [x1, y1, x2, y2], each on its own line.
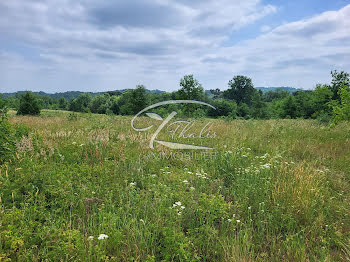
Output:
[0, 0, 349, 92]
[200, 4, 350, 89]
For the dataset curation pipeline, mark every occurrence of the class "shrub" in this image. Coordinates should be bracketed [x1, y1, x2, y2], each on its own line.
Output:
[331, 86, 350, 125]
[17, 92, 41, 116]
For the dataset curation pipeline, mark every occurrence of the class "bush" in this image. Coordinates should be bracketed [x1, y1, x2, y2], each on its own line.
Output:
[0, 114, 15, 164]
[17, 92, 41, 116]
[331, 87, 350, 125]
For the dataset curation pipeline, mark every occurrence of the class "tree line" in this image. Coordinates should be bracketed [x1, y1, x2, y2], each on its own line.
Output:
[1, 70, 350, 124]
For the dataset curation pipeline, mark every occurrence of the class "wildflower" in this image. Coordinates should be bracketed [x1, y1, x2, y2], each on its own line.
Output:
[88, 236, 94, 240]
[177, 212, 182, 216]
[248, 206, 251, 210]
[180, 206, 185, 209]
[129, 182, 136, 186]
[228, 219, 232, 222]
[236, 220, 241, 223]
[98, 234, 108, 240]
[183, 180, 189, 184]
[261, 163, 271, 169]
[175, 201, 182, 206]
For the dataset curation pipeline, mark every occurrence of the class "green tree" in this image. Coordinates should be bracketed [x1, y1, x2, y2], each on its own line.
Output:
[330, 70, 350, 100]
[281, 95, 297, 119]
[58, 97, 68, 110]
[178, 75, 204, 101]
[118, 85, 149, 115]
[312, 84, 333, 117]
[223, 75, 257, 105]
[208, 99, 237, 118]
[177, 75, 204, 116]
[331, 86, 350, 125]
[17, 91, 41, 116]
[90, 94, 110, 114]
[109, 96, 120, 115]
[69, 93, 91, 113]
[251, 92, 269, 119]
[237, 103, 251, 119]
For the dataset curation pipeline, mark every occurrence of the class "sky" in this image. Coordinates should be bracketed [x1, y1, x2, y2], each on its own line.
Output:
[1, 0, 350, 93]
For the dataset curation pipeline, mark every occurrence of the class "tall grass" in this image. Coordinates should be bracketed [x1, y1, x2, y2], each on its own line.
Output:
[0, 110, 349, 261]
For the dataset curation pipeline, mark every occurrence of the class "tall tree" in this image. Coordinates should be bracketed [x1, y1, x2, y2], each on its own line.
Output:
[330, 70, 350, 100]
[178, 75, 204, 101]
[177, 75, 204, 116]
[223, 75, 256, 105]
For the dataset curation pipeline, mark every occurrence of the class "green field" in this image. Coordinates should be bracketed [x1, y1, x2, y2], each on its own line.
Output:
[1, 110, 350, 261]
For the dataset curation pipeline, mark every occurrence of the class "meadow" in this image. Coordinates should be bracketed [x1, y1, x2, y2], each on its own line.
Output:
[1, 110, 349, 261]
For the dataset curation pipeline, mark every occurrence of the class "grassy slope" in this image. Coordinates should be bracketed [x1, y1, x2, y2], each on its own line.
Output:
[1, 110, 349, 261]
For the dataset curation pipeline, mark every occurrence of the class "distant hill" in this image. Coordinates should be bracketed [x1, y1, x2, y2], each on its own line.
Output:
[1, 89, 165, 100]
[1, 87, 302, 100]
[255, 87, 303, 93]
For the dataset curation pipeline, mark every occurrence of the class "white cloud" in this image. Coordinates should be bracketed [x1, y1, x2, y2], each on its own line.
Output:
[200, 4, 350, 89]
[0, 1, 349, 92]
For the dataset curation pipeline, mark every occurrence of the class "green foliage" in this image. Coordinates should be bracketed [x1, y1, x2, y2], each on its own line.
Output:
[281, 95, 297, 119]
[58, 97, 68, 110]
[177, 75, 205, 116]
[90, 94, 110, 114]
[0, 114, 14, 164]
[118, 85, 149, 115]
[330, 70, 350, 101]
[178, 75, 204, 101]
[331, 87, 350, 125]
[237, 103, 251, 119]
[223, 75, 257, 105]
[208, 99, 237, 118]
[3, 70, 350, 123]
[0, 97, 30, 164]
[69, 93, 92, 113]
[16, 92, 41, 116]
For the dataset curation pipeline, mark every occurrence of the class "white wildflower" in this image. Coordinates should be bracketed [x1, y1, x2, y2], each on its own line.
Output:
[236, 220, 241, 223]
[88, 236, 94, 240]
[261, 163, 271, 169]
[98, 234, 108, 240]
[129, 182, 136, 186]
[183, 180, 189, 184]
